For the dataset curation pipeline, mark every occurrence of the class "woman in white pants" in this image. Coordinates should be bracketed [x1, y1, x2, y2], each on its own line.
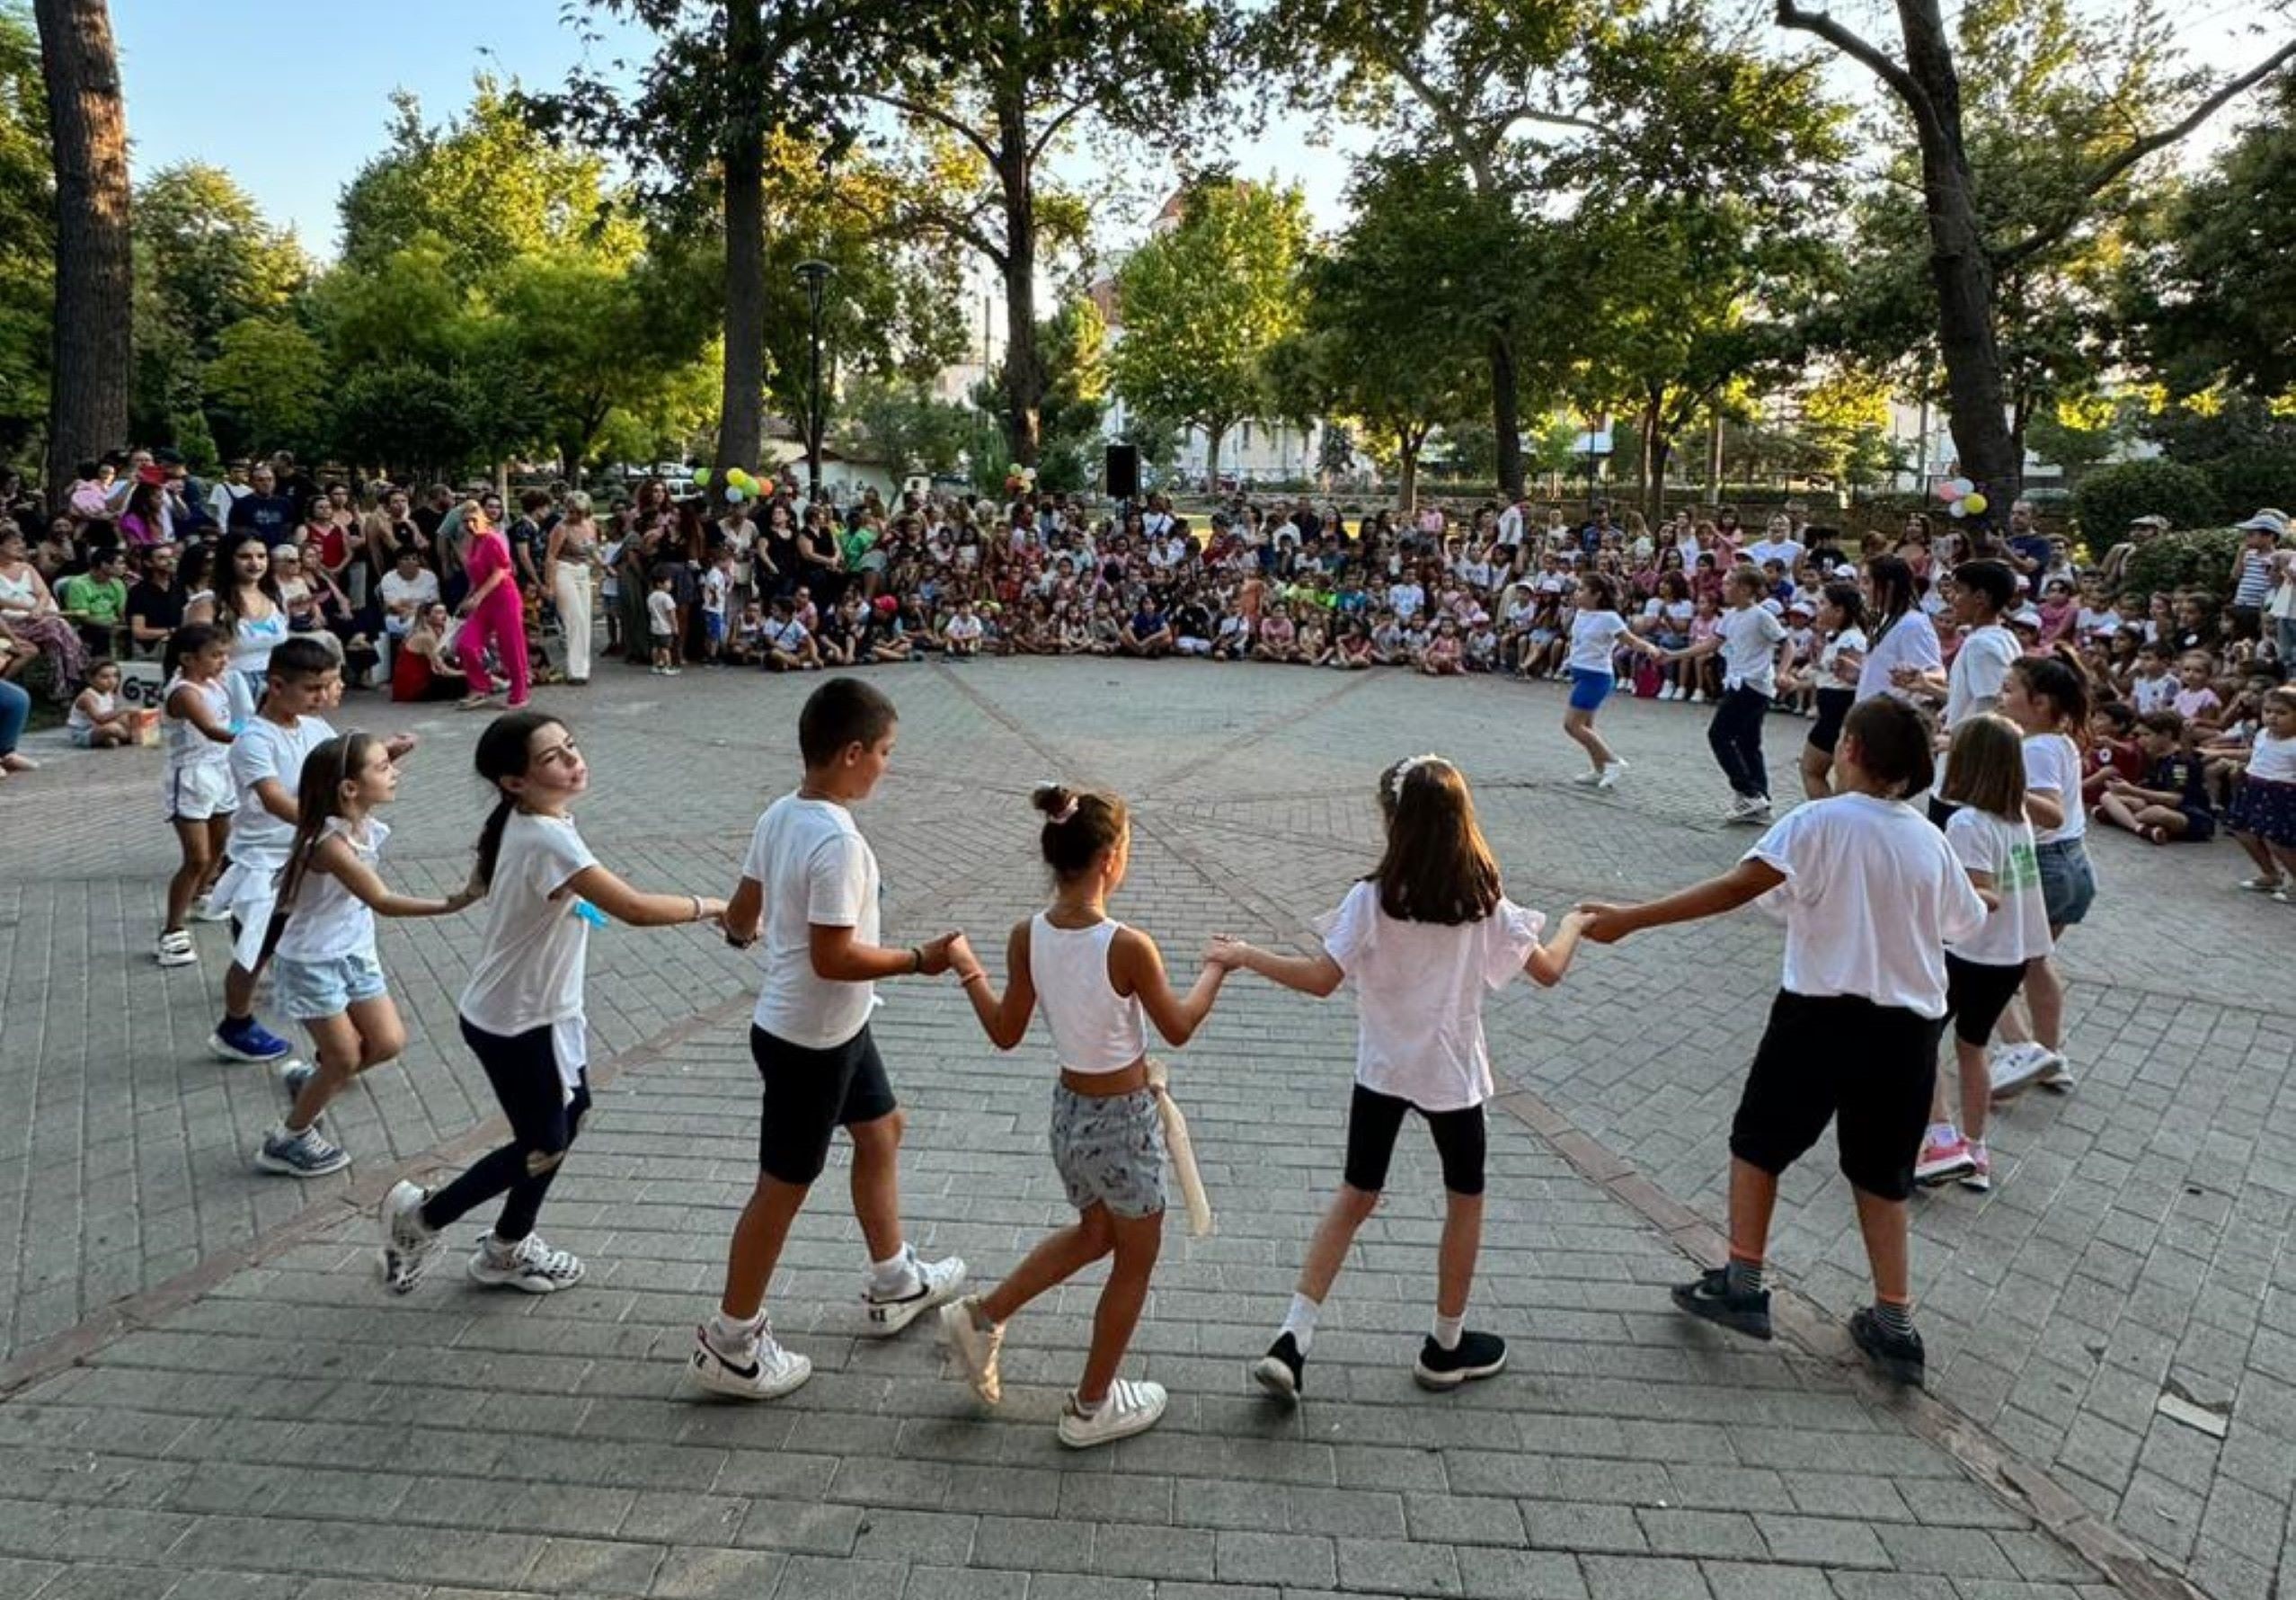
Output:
[545, 493, 602, 684]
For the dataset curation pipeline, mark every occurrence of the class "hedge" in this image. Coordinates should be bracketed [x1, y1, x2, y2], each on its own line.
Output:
[2070, 460, 2221, 551]
[2200, 445, 2296, 520]
[2119, 527, 2247, 604]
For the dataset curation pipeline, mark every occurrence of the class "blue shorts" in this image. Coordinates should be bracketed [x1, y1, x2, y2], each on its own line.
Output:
[1567, 668, 1614, 712]
[271, 949, 388, 1021]
[706, 612, 727, 642]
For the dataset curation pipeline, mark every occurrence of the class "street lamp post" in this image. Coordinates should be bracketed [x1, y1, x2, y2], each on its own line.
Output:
[793, 259, 835, 502]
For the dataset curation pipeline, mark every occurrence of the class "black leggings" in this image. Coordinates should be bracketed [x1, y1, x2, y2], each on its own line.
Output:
[1707, 686, 1772, 800]
[422, 1018, 590, 1242]
[1343, 1083, 1487, 1196]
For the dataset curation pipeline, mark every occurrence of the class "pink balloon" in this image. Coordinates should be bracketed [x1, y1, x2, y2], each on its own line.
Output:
[1932, 480, 1960, 502]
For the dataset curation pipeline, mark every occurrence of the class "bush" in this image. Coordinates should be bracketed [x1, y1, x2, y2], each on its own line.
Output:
[2070, 459, 2221, 551]
[2201, 445, 2296, 520]
[2120, 527, 2246, 604]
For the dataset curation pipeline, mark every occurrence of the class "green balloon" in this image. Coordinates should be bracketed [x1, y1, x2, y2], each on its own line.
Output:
[693, 467, 712, 488]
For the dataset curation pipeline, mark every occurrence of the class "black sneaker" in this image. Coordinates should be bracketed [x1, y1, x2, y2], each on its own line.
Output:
[1671, 1267, 1774, 1340]
[1252, 1332, 1306, 1404]
[1413, 1330, 1507, 1391]
[1848, 1307, 1926, 1388]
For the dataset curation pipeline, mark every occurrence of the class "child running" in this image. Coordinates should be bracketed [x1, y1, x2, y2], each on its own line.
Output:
[1791, 582, 1867, 800]
[253, 733, 483, 1176]
[1580, 698, 1987, 1387]
[1561, 573, 1662, 790]
[688, 678, 966, 1400]
[1987, 654, 2094, 1097]
[1212, 754, 1589, 1401]
[935, 785, 1228, 1446]
[157, 624, 239, 968]
[1911, 717, 2049, 1193]
[378, 712, 727, 1293]
[1667, 565, 1788, 823]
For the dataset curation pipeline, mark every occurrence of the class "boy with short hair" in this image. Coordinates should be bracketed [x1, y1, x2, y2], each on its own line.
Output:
[646, 570, 679, 677]
[690, 678, 968, 1400]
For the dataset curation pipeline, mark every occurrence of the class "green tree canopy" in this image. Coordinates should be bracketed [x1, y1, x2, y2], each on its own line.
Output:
[0, 2, 51, 459]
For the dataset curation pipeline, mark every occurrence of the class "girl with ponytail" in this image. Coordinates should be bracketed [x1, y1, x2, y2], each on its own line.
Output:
[378, 711, 728, 1295]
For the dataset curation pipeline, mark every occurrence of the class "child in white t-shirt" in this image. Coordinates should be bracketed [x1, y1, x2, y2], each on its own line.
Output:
[379, 711, 725, 1296]
[1581, 697, 1987, 1389]
[1913, 717, 2050, 1195]
[157, 625, 240, 968]
[1560, 573, 1662, 790]
[1666, 566, 1787, 823]
[691, 678, 968, 1402]
[936, 785, 1228, 1448]
[701, 551, 733, 662]
[1212, 755, 1589, 1402]
[646, 572, 679, 676]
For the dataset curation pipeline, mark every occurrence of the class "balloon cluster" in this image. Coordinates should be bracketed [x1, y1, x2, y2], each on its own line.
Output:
[1003, 462, 1038, 496]
[687, 466, 799, 504]
[1932, 476, 1990, 520]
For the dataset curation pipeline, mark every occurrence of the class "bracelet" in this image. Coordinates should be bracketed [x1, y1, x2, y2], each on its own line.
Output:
[690, 893, 704, 923]
[960, 969, 989, 987]
[909, 945, 925, 975]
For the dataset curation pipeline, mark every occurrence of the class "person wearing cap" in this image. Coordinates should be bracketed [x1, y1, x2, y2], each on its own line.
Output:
[2228, 510, 2288, 639]
[2097, 513, 2168, 586]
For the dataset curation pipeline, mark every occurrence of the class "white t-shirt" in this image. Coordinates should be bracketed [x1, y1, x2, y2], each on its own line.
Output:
[744, 793, 882, 1049]
[1317, 880, 1546, 1112]
[277, 816, 388, 964]
[459, 811, 598, 1043]
[2130, 671, 2176, 715]
[1937, 623, 2020, 793]
[2021, 732, 2085, 844]
[703, 568, 731, 617]
[227, 714, 338, 867]
[1944, 808, 2052, 967]
[1718, 605, 1786, 696]
[377, 568, 439, 621]
[647, 590, 677, 636]
[1746, 537, 1804, 571]
[1855, 610, 1943, 702]
[1566, 609, 1631, 675]
[1816, 625, 1868, 689]
[1745, 792, 1988, 1018]
[1389, 582, 1425, 619]
[2249, 730, 2296, 783]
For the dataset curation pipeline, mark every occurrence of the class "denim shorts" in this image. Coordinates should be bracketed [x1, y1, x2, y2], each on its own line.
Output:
[2035, 838, 2097, 929]
[1050, 1083, 1166, 1219]
[271, 949, 388, 1020]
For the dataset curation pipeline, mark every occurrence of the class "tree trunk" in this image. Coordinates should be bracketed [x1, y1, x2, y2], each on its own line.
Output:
[1488, 328, 1523, 500]
[1896, 0, 2021, 509]
[1201, 422, 1223, 493]
[1638, 388, 1668, 522]
[1397, 431, 1422, 513]
[1706, 407, 1724, 503]
[995, 92, 1042, 469]
[33, 0, 130, 514]
[714, 0, 766, 480]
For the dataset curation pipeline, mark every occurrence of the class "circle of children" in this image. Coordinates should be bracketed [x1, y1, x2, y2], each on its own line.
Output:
[17, 451, 2296, 1430]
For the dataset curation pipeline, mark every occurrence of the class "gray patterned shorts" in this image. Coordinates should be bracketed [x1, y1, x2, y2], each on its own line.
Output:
[1050, 1083, 1166, 1220]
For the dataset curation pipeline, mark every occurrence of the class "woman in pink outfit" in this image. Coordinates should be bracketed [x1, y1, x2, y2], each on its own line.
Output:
[456, 501, 530, 710]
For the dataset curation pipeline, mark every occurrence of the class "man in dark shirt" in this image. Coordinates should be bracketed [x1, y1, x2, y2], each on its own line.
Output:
[226, 464, 297, 548]
[125, 542, 186, 656]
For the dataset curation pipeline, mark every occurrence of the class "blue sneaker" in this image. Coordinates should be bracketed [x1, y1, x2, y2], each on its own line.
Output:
[210, 1016, 292, 1063]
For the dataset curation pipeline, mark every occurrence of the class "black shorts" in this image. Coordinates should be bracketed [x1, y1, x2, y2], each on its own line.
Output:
[751, 1024, 898, 1185]
[1728, 991, 1943, 1203]
[1807, 687, 1855, 754]
[1926, 796, 1959, 831]
[1944, 953, 2027, 1047]
[1343, 1082, 1487, 1196]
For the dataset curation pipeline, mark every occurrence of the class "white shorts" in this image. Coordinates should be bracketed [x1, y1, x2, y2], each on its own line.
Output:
[164, 762, 238, 823]
[210, 857, 284, 969]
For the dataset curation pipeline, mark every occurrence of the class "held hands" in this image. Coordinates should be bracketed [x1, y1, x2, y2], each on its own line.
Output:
[944, 930, 988, 984]
[1205, 935, 1252, 972]
[916, 930, 963, 976]
[1573, 902, 1633, 945]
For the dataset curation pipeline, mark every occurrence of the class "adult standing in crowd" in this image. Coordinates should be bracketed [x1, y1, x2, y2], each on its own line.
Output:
[545, 491, 602, 685]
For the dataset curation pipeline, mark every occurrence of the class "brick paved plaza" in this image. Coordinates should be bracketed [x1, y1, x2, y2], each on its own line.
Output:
[0, 659, 2290, 1600]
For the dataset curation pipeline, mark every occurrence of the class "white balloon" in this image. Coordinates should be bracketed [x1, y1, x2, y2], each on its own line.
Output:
[1947, 500, 1969, 519]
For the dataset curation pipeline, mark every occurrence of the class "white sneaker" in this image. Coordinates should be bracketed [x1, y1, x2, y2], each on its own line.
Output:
[1724, 796, 1771, 825]
[1690, 689, 1708, 705]
[467, 1231, 585, 1293]
[688, 1316, 812, 1401]
[1597, 761, 1625, 790]
[378, 1180, 446, 1293]
[1988, 1043, 2052, 1101]
[156, 930, 197, 968]
[861, 1249, 967, 1337]
[2038, 1056, 2077, 1092]
[189, 896, 231, 923]
[1569, 769, 1602, 786]
[940, 1295, 1006, 1405]
[1057, 1378, 1167, 1449]
[1658, 685, 1678, 701]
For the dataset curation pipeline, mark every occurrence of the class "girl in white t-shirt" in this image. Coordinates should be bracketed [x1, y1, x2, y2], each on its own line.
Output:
[2226, 687, 2296, 897]
[1561, 573, 1662, 790]
[1848, 556, 1942, 706]
[378, 712, 727, 1295]
[1211, 756, 1589, 1402]
[938, 785, 1228, 1449]
[1790, 582, 1869, 801]
[158, 625, 240, 969]
[253, 733, 481, 1178]
[1580, 697, 1987, 1389]
[1913, 717, 2050, 1194]
[1987, 655, 2094, 1098]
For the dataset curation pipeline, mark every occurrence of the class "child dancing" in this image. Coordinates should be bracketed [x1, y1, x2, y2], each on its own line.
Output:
[1581, 698, 1987, 1387]
[689, 678, 967, 1400]
[1213, 755, 1588, 1401]
[936, 784, 1228, 1447]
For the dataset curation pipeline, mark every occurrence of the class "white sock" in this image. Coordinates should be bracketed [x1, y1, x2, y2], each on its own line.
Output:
[1433, 1311, 1465, 1351]
[1280, 1293, 1320, 1356]
[709, 1310, 763, 1350]
[1069, 1389, 1104, 1417]
[870, 1245, 918, 1296]
[1926, 1121, 1958, 1144]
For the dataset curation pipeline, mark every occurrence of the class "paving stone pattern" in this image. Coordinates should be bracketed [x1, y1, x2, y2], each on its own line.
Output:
[0, 657, 2286, 1598]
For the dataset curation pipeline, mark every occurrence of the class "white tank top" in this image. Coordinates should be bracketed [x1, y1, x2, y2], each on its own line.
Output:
[276, 816, 387, 964]
[164, 675, 232, 771]
[1028, 913, 1147, 1075]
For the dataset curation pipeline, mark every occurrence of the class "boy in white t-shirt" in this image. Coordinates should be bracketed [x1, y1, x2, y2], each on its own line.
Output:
[1896, 558, 2019, 824]
[691, 678, 969, 1401]
[1666, 566, 1788, 823]
[1582, 697, 1986, 1389]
